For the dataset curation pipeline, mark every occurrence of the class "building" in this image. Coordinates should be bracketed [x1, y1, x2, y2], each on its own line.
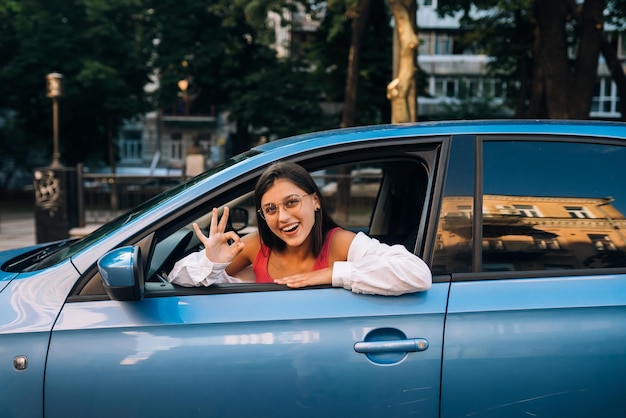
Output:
[416, 0, 626, 120]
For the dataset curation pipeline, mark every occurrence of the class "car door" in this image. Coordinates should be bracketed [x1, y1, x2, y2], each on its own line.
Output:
[438, 136, 626, 417]
[44, 144, 449, 418]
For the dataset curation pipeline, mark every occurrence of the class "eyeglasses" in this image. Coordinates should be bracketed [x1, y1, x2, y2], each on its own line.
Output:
[258, 194, 312, 220]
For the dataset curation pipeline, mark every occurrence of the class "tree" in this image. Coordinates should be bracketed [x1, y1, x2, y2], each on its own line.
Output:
[0, 0, 154, 183]
[150, 0, 327, 156]
[534, 0, 604, 119]
[309, 0, 393, 126]
[77, 0, 155, 171]
[387, 0, 418, 123]
[438, 0, 617, 119]
[308, 0, 393, 221]
[340, 0, 373, 128]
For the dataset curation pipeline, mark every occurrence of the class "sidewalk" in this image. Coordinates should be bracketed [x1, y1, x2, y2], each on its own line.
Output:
[0, 211, 36, 251]
[0, 211, 101, 252]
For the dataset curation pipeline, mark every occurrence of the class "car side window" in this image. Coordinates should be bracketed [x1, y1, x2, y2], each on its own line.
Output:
[313, 164, 382, 233]
[142, 158, 429, 295]
[481, 140, 626, 272]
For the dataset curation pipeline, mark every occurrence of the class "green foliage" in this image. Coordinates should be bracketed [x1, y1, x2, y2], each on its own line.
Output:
[309, 0, 393, 126]
[0, 0, 393, 184]
[0, 0, 154, 171]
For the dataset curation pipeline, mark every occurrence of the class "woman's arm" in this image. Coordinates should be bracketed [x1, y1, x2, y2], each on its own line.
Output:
[331, 232, 432, 296]
[167, 250, 248, 287]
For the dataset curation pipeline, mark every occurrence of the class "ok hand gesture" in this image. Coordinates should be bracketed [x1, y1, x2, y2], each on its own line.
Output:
[192, 207, 245, 264]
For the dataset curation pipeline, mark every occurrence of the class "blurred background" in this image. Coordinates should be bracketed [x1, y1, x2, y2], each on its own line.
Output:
[1, 0, 626, 229]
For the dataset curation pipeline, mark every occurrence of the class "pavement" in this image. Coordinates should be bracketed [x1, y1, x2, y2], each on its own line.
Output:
[0, 211, 36, 251]
[0, 211, 101, 252]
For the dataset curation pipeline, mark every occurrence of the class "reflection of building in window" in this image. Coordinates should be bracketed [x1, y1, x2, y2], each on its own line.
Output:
[534, 238, 560, 251]
[513, 204, 542, 217]
[483, 239, 505, 251]
[588, 234, 617, 251]
[456, 205, 472, 218]
[565, 206, 593, 219]
[432, 194, 626, 274]
[435, 234, 445, 251]
[494, 205, 519, 216]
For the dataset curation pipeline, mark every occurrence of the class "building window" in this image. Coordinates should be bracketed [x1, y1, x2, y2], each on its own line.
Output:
[435, 33, 454, 54]
[564, 206, 593, 219]
[589, 234, 617, 251]
[435, 234, 445, 251]
[171, 132, 183, 160]
[512, 204, 542, 218]
[483, 239, 505, 251]
[419, 33, 432, 55]
[430, 77, 506, 101]
[456, 205, 472, 218]
[119, 129, 142, 161]
[494, 205, 519, 216]
[591, 77, 620, 117]
[534, 238, 560, 251]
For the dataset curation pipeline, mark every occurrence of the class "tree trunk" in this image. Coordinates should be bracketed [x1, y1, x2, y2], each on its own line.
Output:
[514, 10, 532, 118]
[568, 0, 604, 119]
[387, 0, 418, 123]
[534, 0, 571, 119]
[601, 37, 626, 121]
[341, 0, 373, 128]
[525, 22, 547, 118]
[337, 0, 372, 223]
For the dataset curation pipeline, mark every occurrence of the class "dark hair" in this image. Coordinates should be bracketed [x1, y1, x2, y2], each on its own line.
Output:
[255, 161, 339, 256]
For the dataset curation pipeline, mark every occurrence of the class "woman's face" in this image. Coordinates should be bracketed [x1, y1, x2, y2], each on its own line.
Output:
[260, 178, 320, 248]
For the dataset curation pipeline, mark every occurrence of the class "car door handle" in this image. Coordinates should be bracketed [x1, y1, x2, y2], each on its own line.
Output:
[354, 338, 429, 354]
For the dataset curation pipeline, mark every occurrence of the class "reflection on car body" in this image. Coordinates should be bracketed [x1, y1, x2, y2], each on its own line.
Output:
[1, 120, 626, 418]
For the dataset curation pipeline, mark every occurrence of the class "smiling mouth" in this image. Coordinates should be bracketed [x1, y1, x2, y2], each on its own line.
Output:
[282, 223, 299, 233]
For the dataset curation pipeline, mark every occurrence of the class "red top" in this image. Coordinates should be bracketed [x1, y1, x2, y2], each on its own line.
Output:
[253, 227, 341, 283]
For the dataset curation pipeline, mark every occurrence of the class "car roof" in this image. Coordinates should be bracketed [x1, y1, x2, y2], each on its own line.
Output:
[253, 119, 626, 154]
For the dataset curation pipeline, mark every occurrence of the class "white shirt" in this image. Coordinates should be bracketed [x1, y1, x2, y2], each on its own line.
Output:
[168, 232, 432, 296]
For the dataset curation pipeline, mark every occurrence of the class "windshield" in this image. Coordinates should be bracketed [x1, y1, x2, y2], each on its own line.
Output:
[20, 151, 258, 271]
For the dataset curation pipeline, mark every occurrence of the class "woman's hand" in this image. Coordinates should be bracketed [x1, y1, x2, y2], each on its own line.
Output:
[192, 207, 244, 264]
[273, 268, 333, 288]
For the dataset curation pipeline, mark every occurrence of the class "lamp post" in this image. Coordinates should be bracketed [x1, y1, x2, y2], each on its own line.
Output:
[178, 78, 189, 115]
[46, 72, 63, 168]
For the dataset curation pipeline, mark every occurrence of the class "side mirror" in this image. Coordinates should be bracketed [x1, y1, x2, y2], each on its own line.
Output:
[97, 246, 144, 301]
[228, 206, 250, 232]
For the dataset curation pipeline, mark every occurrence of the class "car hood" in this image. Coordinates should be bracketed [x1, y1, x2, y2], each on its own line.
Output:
[0, 244, 48, 293]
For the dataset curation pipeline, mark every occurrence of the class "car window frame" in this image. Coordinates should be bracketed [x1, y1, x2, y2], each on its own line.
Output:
[67, 138, 447, 301]
[448, 133, 626, 281]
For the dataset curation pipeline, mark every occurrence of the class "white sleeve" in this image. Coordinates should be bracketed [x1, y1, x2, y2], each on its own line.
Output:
[331, 232, 432, 296]
[167, 250, 246, 287]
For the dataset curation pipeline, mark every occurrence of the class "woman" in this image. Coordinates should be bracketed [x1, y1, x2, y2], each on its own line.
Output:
[168, 162, 431, 295]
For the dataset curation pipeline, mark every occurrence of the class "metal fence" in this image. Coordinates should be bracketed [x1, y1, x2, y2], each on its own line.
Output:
[81, 173, 183, 224]
[78, 170, 382, 226]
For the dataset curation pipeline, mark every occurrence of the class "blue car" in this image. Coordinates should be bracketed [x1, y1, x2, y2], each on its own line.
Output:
[2, 120, 626, 418]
